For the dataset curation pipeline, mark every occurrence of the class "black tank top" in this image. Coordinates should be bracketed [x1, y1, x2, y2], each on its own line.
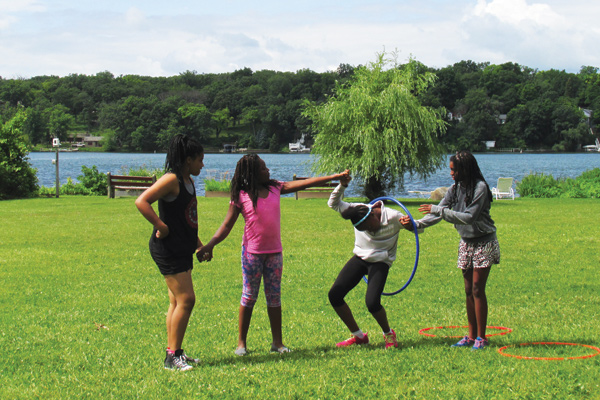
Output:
[149, 176, 198, 259]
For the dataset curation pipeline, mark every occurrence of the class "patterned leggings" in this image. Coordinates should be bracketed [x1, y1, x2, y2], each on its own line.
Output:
[240, 246, 283, 308]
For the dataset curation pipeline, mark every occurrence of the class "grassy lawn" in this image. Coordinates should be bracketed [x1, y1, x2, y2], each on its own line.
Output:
[1, 196, 599, 399]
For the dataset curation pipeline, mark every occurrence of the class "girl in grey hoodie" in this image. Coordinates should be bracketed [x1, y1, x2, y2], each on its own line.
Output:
[401, 150, 500, 350]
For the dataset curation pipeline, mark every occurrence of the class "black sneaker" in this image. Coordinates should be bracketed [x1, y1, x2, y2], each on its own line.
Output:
[181, 350, 199, 364]
[164, 351, 193, 371]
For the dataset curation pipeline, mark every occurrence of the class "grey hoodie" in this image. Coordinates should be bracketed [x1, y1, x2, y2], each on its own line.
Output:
[415, 180, 497, 243]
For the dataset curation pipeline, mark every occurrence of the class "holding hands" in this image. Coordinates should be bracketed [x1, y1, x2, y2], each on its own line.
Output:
[338, 169, 351, 186]
[399, 203, 433, 231]
[196, 245, 213, 263]
[399, 215, 413, 230]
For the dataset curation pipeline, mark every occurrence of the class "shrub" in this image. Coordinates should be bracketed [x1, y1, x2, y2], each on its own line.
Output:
[39, 165, 107, 197]
[516, 173, 562, 198]
[0, 110, 39, 199]
[204, 169, 231, 192]
[79, 165, 107, 195]
[120, 165, 164, 179]
[204, 178, 231, 192]
[517, 168, 600, 198]
[39, 177, 92, 196]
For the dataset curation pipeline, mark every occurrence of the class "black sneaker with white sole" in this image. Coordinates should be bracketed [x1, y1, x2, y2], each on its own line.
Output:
[164, 351, 193, 371]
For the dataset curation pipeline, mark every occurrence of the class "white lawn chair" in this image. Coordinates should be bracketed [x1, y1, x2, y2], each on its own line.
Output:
[491, 177, 515, 200]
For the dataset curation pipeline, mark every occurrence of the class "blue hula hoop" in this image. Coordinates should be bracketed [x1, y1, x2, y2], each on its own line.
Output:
[362, 196, 419, 296]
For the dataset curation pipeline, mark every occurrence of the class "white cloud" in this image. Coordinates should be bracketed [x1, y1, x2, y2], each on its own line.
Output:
[0, 0, 45, 30]
[472, 0, 563, 26]
[125, 7, 145, 26]
[456, 0, 600, 71]
[1, 1, 599, 78]
[0, 0, 45, 13]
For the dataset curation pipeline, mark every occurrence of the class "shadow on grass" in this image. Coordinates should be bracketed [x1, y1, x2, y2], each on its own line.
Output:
[204, 344, 347, 367]
[204, 337, 468, 368]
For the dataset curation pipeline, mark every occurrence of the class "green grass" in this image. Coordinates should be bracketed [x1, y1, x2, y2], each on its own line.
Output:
[1, 196, 599, 399]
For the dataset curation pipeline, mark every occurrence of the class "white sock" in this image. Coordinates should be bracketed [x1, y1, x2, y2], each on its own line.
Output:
[351, 329, 365, 339]
[383, 329, 392, 335]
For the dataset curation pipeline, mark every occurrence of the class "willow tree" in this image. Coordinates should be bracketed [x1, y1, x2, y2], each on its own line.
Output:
[303, 52, 447, 199]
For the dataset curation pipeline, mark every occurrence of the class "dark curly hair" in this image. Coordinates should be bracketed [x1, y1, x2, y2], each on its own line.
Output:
[230, 154, 278, 209]
[449, 150, 492, 207]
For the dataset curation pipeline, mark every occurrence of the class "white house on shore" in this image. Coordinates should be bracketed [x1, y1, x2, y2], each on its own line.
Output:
[583, 137, 600, 152]
[289, 133, 310, 153]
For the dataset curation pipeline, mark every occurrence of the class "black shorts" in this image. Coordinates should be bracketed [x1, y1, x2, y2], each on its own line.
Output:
[151, 252, 193, 276]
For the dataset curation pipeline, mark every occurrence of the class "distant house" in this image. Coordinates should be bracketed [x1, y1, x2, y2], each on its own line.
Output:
[68, 133, 104, 148]
[447, 111, 463, 122]
[483, 141, 496, 149]
[497, 114, 507, 124]
[289, 133, 310, 153]
[583, 138, 600, 152]
[223, 143, 237, 153]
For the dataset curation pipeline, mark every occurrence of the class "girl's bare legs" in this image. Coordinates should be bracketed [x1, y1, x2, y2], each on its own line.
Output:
[164, 270, 196, 350]
[462, 267, 491, 339]
[267, 306, 284, 348]
[238, 305, 254, 350]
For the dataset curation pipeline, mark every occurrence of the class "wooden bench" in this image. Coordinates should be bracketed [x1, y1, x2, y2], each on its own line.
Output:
[292, 174, 339, 199]
[107, 173, 156, 198]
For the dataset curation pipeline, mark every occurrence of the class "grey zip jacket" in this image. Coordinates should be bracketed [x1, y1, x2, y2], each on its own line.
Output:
[415, 180, 497, 244]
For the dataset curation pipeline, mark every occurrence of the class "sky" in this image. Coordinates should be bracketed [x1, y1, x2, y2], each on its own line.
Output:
[1, 0, 599, 78]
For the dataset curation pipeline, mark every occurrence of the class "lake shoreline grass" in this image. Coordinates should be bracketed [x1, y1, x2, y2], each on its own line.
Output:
[1, 196, 599, 399]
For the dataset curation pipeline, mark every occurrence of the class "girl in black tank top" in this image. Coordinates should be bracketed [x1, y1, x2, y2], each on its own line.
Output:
[135, 134, 206, 371]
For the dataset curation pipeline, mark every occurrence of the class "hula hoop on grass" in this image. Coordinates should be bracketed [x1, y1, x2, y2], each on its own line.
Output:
[418, 325, 513, 338]
[361, 196, 419, 296]
[497, 342, 600, 361]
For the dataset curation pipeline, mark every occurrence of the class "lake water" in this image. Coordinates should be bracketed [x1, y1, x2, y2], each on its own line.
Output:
[28, 151, 600, 198]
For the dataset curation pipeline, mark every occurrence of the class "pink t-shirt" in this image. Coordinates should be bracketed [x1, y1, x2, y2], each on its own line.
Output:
[233, 182, 283, 254]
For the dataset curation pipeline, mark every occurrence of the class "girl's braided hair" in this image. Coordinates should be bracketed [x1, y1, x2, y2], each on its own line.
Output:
[449, 150, 493, 207]
[230, 154, 278, 208]
[165, 134, 204, 179]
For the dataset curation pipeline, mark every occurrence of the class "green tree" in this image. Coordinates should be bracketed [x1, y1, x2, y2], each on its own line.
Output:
[211, 108, 232, 138]
[304, 53, 447, 199]
[177, 103, 212, 141]
[269, 133, 280, 153]
[23, 107, 47, 144]
[0, 109, 39, 199]
[46, 105, 74, 142]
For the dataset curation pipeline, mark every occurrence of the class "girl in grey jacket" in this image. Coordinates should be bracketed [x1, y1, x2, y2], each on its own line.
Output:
[401, 150, 500, 350]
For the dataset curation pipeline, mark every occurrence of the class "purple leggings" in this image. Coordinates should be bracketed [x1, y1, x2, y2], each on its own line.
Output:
[241, 246, 283, 308]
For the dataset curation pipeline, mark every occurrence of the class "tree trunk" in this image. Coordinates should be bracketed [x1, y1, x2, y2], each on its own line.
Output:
[363, 175, 386, 201]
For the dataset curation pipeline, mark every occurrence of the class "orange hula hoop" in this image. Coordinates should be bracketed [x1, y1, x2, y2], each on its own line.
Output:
[497, 342, 600, 360]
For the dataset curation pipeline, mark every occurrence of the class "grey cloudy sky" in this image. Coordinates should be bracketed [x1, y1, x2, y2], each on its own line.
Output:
[1, 0, 598, 78]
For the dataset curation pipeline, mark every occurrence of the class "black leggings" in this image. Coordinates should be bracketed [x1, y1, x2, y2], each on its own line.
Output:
[328, 255, 390, 314]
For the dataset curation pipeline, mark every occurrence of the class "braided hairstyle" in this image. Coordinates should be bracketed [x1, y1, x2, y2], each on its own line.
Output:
[230, 154, 278, 208]
[449, 150, 493, 207]
[165, 134, 204, 179]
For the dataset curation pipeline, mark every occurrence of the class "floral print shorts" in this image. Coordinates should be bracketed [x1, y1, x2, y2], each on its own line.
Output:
[457, 239, 500, 270]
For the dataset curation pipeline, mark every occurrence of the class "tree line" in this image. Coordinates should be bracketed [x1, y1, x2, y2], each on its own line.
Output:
[1, 61, 599, 153]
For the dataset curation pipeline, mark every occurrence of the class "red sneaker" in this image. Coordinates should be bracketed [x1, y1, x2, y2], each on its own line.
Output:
[384, 329, 399, 349]
[336, 333, 369, 347]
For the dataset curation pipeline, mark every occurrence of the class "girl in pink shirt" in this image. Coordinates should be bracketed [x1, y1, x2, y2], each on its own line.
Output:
[199, 154, 348, 356]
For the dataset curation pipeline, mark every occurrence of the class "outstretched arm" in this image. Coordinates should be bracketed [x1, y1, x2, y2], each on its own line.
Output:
[280, 169, 350, 194]
[197, 203, 241, 262]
